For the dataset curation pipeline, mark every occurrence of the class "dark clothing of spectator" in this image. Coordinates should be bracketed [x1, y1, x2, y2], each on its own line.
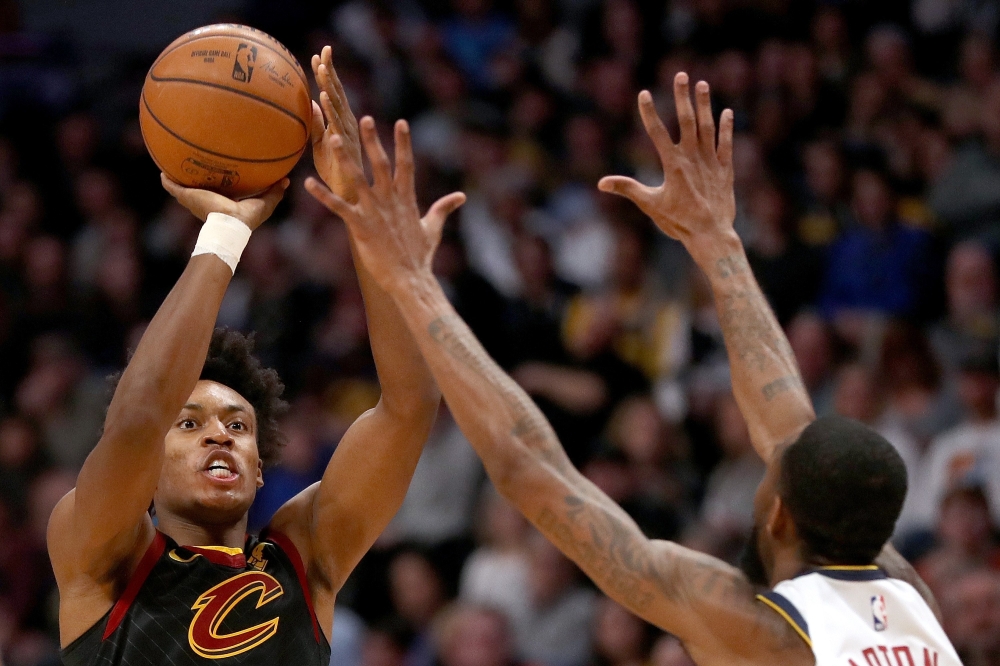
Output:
[820, 222, 936, 318]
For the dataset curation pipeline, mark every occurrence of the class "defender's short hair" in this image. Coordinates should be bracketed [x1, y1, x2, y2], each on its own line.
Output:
[779, 416, 907, 564]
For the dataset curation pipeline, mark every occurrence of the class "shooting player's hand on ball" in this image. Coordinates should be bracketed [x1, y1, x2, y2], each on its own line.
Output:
[160, 174, 289, 230]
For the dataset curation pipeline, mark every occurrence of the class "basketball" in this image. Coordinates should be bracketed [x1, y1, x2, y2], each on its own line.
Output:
[139, 24, 311, 199]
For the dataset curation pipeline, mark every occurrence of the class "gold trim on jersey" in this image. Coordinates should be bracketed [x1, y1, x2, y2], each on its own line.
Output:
[756, 594, 813, 648]
[169, 550, 202, 563]
[196, 545, 245, 556]
[819, 565, 880, 571]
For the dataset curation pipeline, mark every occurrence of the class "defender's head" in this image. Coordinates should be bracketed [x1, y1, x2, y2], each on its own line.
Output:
[742, 416, 908, 585]
[144, 329, 287, 525]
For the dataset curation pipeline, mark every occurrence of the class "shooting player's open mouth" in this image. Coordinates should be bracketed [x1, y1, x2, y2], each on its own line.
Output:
[202, 451, 239, 482]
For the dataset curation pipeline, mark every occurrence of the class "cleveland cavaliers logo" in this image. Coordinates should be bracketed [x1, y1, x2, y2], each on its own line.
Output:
[232, 44, 257, 83]
[188, 571, 283, 659]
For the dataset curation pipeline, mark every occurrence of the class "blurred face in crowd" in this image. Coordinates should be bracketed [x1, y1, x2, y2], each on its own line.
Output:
[941, 569, 1000, 655]
[715, 395, 753, 459]
[154, 380, 263, 528]
[938, 489, 995, 556]
[0, 416, 39, 469]
[851, 169, 894, 230]
[982, 82, 1000, 150]
[389, 551, 445, 627]
[957, 369, 1000, 420]
[594, 597, 646, 663]
[611, 396, 666, 466]
[361, 629, 407, 666]
[946, 242, 998, 318]
[833, 363, 878, 423]
[529, 535, 578, 607]
[787, 314, 833, 391]
[439, 607, 512, 666]
[610, 226, 645, 291]
[481, 490, 530, 550]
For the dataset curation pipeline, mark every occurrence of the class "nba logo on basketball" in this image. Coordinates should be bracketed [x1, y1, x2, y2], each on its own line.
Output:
[871, 595, 888, 632]
[232, 44, 257, 83]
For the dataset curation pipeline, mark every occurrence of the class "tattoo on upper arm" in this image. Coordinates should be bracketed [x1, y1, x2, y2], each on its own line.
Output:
[762, 376, 803, 401]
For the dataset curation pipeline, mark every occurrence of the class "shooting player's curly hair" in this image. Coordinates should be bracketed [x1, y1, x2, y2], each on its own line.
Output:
[111, 328, 288, 468]
[199, 329, 287, 468]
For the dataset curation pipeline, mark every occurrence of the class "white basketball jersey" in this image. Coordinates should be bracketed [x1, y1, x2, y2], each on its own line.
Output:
[757, 567, 961, 666]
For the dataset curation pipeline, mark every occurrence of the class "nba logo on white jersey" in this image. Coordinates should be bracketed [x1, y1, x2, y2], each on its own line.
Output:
[871, 595, 888, 631]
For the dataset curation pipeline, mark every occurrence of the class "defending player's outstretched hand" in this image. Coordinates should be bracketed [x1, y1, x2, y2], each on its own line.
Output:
[304, 116, 466, 292]
[310, 45, 364, 205]
[160, 174, 289, 230]
[598, 73, 736, 258]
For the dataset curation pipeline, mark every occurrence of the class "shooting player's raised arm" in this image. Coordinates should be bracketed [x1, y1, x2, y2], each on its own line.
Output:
[47, 178, 286, 646]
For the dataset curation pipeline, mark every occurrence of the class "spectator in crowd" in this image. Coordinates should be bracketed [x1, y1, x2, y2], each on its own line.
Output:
[518, 536, 595, 666]
[916, 347, 1000, 529]
[435, 604, 518, 666]
[938, 567, 1000, 666]
[696, 394, 765, 559]
[590, 597, 655, 666]
[916, 485, 1000, 591]
[930, 241, 999, 375]
[820, 167, 936, 328]
[389, 548, 448, 666]
[384, 405, 484, 548]
[459, 488, 532, 637]
[930, 79, 1000, 242]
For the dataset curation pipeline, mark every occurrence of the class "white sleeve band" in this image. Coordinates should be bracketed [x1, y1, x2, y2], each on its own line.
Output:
[191, 212, 252, 274]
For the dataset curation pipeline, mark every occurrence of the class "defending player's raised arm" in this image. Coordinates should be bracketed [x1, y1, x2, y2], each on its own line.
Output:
[48, 179, 287, 582]
[308, 123, 810, 666]
[268, 48, 456, 621]
[598, 74, 815, 464]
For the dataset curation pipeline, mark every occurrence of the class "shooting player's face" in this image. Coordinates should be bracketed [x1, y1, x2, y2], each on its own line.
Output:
[154, 380, 264, 525]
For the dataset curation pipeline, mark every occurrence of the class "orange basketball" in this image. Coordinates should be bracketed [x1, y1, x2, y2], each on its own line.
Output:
[139, 24, 311, 199]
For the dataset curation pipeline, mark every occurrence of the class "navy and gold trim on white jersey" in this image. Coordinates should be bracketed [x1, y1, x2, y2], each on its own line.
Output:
[812, 565, 887, 582]
[756, 590, 812, 648]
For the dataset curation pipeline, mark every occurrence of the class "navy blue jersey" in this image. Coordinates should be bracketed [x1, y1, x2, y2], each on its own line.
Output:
[61, 530, 330, 666]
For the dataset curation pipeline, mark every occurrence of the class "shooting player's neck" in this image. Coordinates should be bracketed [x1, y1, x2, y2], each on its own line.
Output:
[155, 510, 249, 551]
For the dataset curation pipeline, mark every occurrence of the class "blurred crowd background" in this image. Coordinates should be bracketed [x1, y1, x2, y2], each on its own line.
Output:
[0, 0, 999, 664]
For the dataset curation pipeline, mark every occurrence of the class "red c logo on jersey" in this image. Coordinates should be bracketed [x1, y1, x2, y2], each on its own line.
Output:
[188, 571, 284, 659]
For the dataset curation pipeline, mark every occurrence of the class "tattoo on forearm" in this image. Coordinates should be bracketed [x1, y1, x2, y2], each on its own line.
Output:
[428, 315, 568, 470]
[762, 376, 802, 401]
[716, 254, 750, 278]
[713, 254, 796, 376]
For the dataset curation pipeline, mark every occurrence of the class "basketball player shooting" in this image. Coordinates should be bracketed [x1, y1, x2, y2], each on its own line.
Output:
[309, 73, 962, 666]
[47, 48, 463, 666]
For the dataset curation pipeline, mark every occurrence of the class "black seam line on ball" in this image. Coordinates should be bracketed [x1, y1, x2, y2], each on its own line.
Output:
[149, 31, 307, 88]
[147, 75, 308, 132]
[141, 92, 308, 164]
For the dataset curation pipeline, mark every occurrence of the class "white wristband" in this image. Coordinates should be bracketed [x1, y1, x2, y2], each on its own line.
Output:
[191, 212, 252, 274]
